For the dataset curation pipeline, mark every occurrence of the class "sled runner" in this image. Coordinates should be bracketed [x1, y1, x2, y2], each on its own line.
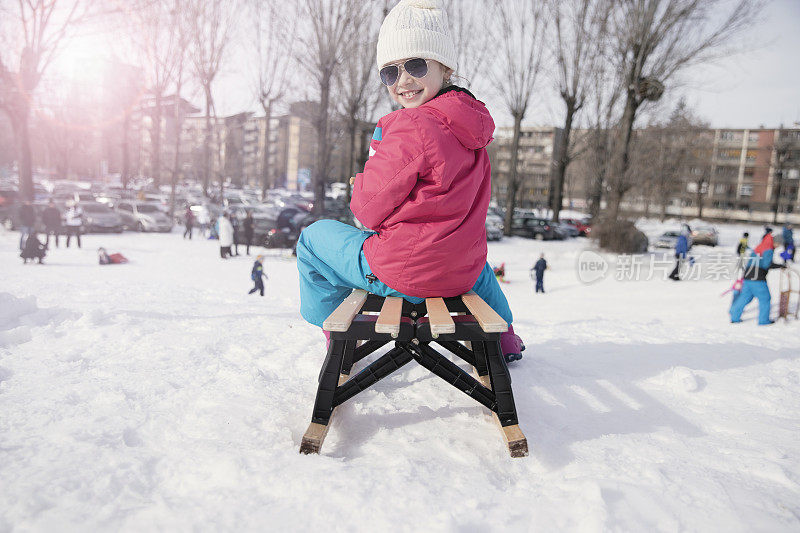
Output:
[300, 290, 528, 458]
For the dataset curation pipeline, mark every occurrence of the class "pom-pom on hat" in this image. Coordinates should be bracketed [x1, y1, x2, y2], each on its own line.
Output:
[377, 0, 457, 71]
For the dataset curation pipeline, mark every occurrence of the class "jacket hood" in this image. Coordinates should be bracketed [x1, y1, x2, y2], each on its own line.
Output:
[422, 87, 495, 150]
[755, 233, 773, 254]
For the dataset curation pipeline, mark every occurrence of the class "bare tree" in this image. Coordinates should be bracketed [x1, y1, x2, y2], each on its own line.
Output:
[548, 0, 612, 222]
[0, 0, 89, 200]
[169, 8, 192, 217]
[189, 0, 239, 197]
[605, 0, 761, 223]
[443, 0, 491, 90]
[128, 0, 184, 189]
[251, 0, 297, 197]
[488, 0, 548, 235]
[336, 4, 383, 206]
[297, 0, 366, 214]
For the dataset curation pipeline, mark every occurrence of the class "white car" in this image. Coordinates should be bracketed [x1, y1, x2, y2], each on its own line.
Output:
[116, 201, 173, 232]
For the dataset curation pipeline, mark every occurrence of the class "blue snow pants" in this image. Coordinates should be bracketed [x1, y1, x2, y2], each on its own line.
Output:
[729, 279, 772, 325]
[297, 220, 513, 328]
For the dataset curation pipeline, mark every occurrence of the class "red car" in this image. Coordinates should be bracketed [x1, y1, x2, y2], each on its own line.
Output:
[562, 218, 592, 236]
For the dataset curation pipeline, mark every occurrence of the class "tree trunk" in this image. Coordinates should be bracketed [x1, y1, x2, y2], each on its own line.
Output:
[170, 68, 184, 218]
[203, 86, 212, 197]
[772, 171, 783, 224]
[14, 110, 34, 201]
[313, 73, 331, 214]
[552, 102, 576, 222]
[152, 92, 163, 189]
[345, 115, 358, 208]
[121, 111, 131, 190]
[696, 179, 705, 218]
[608, 91, 639, 222]
[260, 100, 273, 198]
[503, 113, 524, 235]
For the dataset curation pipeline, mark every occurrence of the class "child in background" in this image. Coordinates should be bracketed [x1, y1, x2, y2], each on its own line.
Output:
[493, 263, 509, 283]
[296, 0, 524, 362]
[98, 247, 129, 264]
[21, 233, 46, 264]
[249, 255, 267, 296]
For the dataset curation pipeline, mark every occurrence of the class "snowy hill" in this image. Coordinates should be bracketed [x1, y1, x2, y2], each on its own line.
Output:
[1, 222, 799, 531]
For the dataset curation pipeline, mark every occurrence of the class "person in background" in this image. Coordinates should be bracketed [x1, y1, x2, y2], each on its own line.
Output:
[248, 255, 268, 296]
[730, 229, 785, 325]
[668, 229, 690, 281]
[183, 206, 195, 239]
[531, 253, 547, 293]
[17, 200, 36, 250]
[230, 212, 241, 257]
[243, 211, 255, 255]
[64, 202, 83, 248]
[782, 224, 794, 261]
[217, 212, 234, 259]
[20, 232, 46, 264]
[42, 200, 62, 248]
[736, 232, 749, 256]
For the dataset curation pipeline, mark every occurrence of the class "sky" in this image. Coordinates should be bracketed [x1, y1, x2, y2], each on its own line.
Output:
[208, 0, 800, 131]
[41, 0, 800, 132]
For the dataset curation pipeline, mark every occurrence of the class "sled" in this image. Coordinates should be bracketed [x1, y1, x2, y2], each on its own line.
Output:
[300, 290, 528, 458]
[778, 267, 800, 321]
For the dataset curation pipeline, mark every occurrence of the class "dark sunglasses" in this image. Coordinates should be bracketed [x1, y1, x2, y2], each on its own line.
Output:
[379, 58, 429, 86]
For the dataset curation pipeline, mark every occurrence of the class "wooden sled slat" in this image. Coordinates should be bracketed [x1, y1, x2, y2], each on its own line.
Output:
[323, 289, 368, 332]
[461, 291, 508, 333]
[425, 297, 455, 335]
[375, 296, 403, 337]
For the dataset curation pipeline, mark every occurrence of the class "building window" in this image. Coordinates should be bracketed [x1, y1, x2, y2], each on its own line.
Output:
[739, 184, 753, 196]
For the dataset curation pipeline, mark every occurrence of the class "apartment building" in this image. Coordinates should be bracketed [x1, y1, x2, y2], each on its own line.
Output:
[488, 127, 562, 209]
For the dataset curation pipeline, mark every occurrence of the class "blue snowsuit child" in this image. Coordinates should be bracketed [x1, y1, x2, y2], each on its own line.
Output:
[249, 256, 267, 296]
[668, 233, 690, 280]
[782, 225, 794, 261]
[730, 233, 783, 325]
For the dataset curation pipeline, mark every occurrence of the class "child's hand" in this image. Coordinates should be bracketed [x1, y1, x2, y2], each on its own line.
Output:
[349, 176, 355, 186]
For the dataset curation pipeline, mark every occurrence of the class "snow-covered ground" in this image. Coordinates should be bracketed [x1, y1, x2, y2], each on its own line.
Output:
[2, 221, 799, 532]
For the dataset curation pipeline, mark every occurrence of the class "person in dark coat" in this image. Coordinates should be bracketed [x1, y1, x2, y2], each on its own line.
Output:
[17, 200, 36, 250]
[42, 200, 62, 248]
[243, 211, 255, 255]
[248, 255, 267, 296]
[20, 233, 46, 263]
[668, 230, 690, 280]
[531, 253, 547, 293]
[230, 213, 241, 256]
[183, 206, 195, 239]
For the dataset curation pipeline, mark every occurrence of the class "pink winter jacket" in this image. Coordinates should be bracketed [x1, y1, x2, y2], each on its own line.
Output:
[350, 87, 495, 297]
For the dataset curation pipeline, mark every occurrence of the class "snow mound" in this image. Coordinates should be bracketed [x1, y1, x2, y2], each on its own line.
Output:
[649, 366, 703, 393]
[0, 292, 75, 348]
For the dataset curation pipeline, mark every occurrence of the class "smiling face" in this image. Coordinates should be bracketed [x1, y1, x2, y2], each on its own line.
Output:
[386, 59, 453, 109]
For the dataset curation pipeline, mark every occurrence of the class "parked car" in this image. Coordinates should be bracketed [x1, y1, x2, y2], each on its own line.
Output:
[486, 213, 504, 241]
[53, 191, 96, 205]
[78, 202, 124, 233]
[115, 201, 173, 232]
[691, 225, 719, 246]
[510, 216, 559, 240]
[555, 221, 579, 238]
[561, 217, 592, 236]
[655, 230, 681, 249]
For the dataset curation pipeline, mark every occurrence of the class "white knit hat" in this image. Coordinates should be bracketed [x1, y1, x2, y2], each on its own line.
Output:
[376, 0, 457, 71]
